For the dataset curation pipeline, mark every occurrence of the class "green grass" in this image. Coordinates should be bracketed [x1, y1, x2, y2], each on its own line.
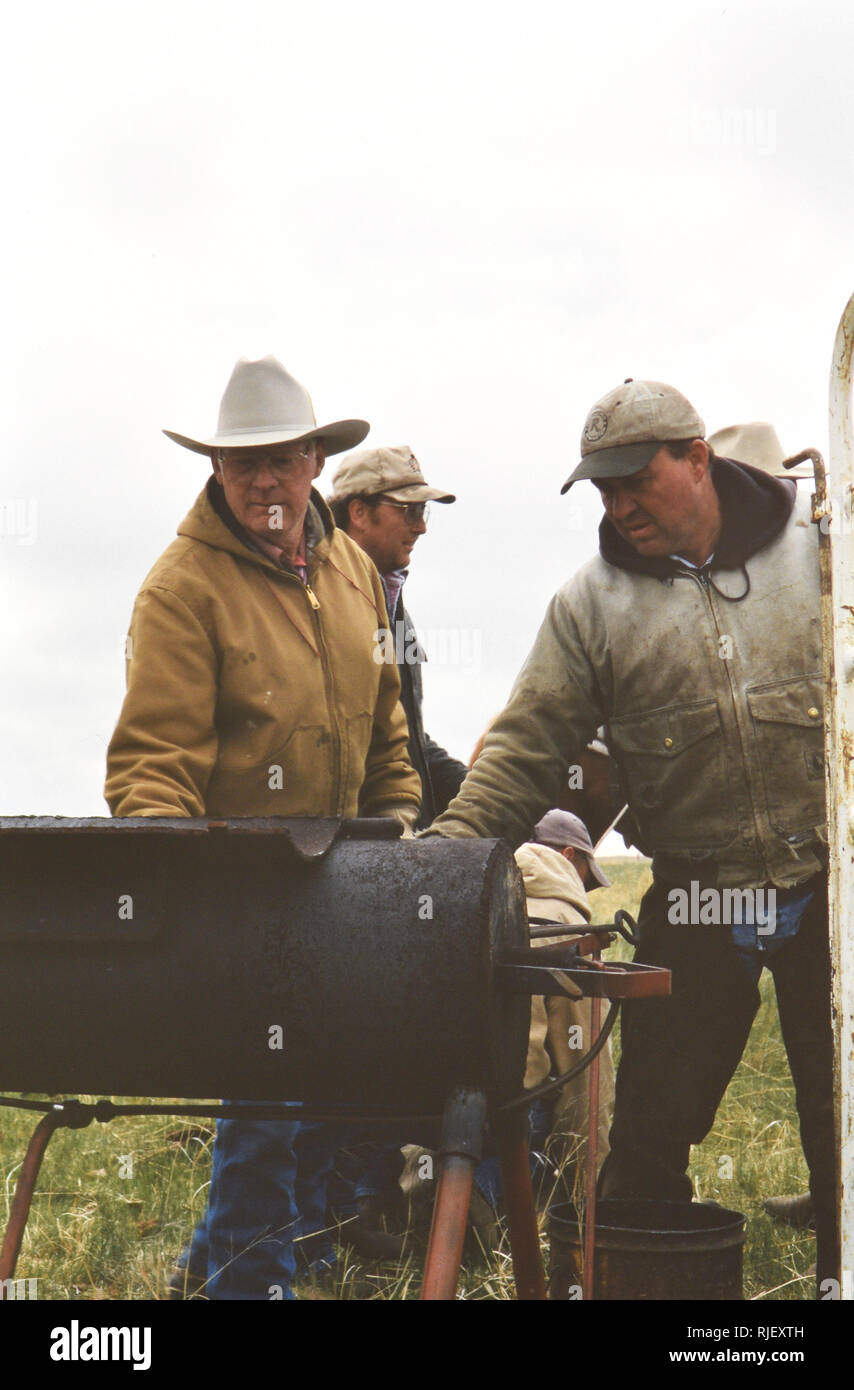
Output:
[1, 856, 813, 1300]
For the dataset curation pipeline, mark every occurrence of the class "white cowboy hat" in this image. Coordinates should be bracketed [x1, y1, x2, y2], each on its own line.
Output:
[708, 422, 814, 480]
[163, 355, 370, 458]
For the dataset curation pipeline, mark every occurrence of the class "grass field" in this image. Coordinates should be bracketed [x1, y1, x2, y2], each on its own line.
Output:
[1, 857, 815, 1301]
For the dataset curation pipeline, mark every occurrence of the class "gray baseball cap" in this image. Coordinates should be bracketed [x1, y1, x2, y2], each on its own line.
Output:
[532, 809, 610, 888]
[561, 379, 706, 494]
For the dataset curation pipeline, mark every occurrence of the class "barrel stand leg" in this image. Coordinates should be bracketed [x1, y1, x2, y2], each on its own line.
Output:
[420, 1089, 487, 1300]
[493, 1106, 547, 1300]
[0, 1112, 65, 1293]
[582, 983, 602, 1300]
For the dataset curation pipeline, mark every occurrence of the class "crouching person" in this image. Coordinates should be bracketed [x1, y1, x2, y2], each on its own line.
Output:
[471, 811, 614, 1218]
[105, 355, 420, 1299]
[521, 811, 614, 1196]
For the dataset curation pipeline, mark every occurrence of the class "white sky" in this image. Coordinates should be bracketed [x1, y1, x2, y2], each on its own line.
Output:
[1, 0, 852, 835]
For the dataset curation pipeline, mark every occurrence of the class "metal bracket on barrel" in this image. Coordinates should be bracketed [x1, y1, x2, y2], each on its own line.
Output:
[498, 956, 671, 1000]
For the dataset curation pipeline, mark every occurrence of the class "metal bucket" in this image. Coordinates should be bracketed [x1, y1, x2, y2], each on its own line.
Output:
[549, 1199, 746, 1300]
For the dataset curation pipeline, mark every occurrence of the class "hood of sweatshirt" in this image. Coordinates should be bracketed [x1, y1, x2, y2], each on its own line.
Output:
[514, 841, 591, 920]
[598, 456, 796, 579]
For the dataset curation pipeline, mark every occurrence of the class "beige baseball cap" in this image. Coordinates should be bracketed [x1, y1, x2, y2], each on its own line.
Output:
[329, 446, 455, 503]
[561, 379, 706, 493]
[708, 422, 814, 480]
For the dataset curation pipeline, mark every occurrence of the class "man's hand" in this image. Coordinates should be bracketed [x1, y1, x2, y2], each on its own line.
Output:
[374, 803, 419, 839]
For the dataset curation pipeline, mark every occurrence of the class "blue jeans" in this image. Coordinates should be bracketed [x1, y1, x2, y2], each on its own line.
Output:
[182, 1107, 348, 1299]
[472, 1097, 553, 1209]
[328, 1105, 552, 1220]
[729, 884, 815, 982]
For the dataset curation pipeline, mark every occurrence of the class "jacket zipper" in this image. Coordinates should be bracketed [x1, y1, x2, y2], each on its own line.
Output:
[690, 568, 769, 879]
[303, 576, 344, 814]
[267, 569, 343, 814]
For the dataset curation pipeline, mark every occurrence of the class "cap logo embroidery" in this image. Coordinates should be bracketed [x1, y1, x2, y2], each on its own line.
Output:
[583, 409, 608, 443]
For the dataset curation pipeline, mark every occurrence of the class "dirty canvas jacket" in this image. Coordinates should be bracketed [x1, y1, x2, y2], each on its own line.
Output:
[105, 481, 421, 820]
[426, 462, 824, 889]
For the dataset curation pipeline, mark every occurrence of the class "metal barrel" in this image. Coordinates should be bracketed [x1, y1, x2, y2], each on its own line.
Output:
[548, 1199, 746, 1300]
[0, 818, 530, 1111]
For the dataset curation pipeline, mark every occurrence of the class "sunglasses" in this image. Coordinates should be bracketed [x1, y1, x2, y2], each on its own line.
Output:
[378, 498, 430, 524]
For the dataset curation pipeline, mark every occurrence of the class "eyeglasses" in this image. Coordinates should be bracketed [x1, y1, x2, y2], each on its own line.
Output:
[218, 445, 313, 481]
[377, 497, 430, 524]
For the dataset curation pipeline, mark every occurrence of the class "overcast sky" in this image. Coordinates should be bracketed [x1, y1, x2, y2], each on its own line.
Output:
[2, 0, 852, 840]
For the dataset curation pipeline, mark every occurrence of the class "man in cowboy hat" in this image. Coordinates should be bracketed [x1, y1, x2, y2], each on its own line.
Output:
[328, 446, 468, 830]
[421, 378, 837, 1293]
[105, 355, 421, 1300]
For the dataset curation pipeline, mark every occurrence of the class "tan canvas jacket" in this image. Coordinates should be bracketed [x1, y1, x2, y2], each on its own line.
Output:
[427, 485, 824, 889]
[105, 482, 421, 820]
[517, 843, 614, 1154]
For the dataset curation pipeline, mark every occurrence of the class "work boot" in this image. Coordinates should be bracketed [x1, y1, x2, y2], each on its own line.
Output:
[762, 1192, 815, 1229]
[340, 1196, 406, 1261]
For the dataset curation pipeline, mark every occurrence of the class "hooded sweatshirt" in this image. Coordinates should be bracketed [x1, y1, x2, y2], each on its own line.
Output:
[517, 842, 614, 1149]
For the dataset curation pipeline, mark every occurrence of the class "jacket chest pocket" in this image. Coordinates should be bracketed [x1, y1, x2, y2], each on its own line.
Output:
[608, 698, 736, 853]
[746, 675, 825, 836]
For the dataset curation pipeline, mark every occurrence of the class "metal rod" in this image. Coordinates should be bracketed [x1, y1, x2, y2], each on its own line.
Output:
[420, 1155, 476, 1300]
[582, 979, 602, 1301]
[528, 922, 593, 939]
[0, 1112, 64, 1289]
[827, 288, 854, 1295]
[592, 802, 629, 852]
[420, 1088, 487, 1301]
[0, 1095, 443, 1125]
[493, 1108, 547, 1300]
[528, 911, 641, 946]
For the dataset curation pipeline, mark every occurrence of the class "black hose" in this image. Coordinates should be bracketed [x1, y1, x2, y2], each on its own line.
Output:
[495, 999, 620, 1114]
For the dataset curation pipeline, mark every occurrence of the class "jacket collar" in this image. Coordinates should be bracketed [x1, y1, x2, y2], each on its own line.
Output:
[380, 567, 409, 622]
[514, 842, 592, 920]
[598, 456, 796, 578]
[177, 477, 335, 570]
